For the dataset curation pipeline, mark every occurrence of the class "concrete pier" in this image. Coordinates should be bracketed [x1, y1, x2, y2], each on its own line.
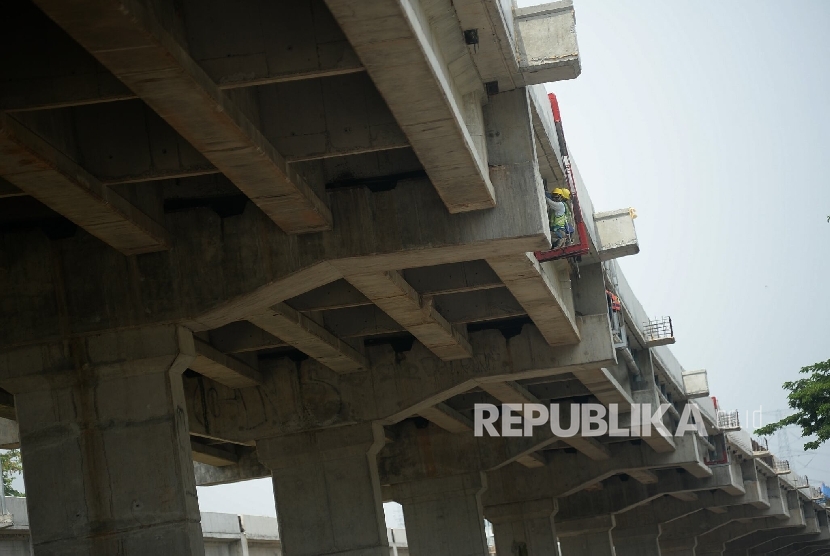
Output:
[0, 327, 204, 555]
[0, 1, 825, 555]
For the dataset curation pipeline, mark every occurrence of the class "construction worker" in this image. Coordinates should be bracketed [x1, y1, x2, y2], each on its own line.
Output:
[546, 188, 571, 248]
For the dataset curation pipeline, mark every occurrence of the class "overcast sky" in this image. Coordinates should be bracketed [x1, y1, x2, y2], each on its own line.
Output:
[197, 0, 830, 519]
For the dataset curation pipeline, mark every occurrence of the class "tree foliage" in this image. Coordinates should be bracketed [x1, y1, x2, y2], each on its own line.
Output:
[755, 358, 830, 451]
[0, 449, 24, 498]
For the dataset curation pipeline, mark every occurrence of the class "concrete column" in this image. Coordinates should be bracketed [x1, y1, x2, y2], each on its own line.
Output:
[256, 423, 389, 556]
[392, 472, 489, 556]
[0, 326, 205, 556]
[486, 498, 560, 556]
[612, 523, 661, 556]
[559, 530, 615, 556]
[558, 515, 615, 556]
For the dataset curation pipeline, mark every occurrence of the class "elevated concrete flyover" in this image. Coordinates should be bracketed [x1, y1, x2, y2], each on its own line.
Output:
[0, 1, 821, 555]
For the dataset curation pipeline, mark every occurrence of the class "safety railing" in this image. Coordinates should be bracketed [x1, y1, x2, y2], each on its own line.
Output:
[751, 437, 770, 457]
[791, 474, 809, 488]
[717, 410, 741, 431]
[643, 316, 674, 345]
[773, 457, 791, 475]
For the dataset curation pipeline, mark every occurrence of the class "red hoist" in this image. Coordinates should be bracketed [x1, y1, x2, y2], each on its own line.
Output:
[534, 93, 592, 262]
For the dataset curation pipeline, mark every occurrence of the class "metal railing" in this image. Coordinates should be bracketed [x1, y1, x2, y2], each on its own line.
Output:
[751, 437, 770, 456]
[791, 474, 809, 488]
[717, 410, 741, 431]
[643, 316, 673, 344]
[773, 457, 791, 475]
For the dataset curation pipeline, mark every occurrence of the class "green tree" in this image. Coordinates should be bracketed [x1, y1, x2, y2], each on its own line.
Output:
[0, 449, 24, 498]
[755, 358, 830, 450]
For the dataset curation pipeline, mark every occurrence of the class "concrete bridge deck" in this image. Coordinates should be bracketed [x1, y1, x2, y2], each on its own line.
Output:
[0, 0, 825, 555]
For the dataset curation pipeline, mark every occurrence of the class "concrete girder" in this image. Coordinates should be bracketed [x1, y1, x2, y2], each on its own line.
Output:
[788, 536, 830, 556]
[9, 73, 410, 187]
[0, 114, 170, 255]
[740, 506, 827, 554]
[0, 417, 20, 449]
[257, 73, 410, 163]
[673, 486, 800, 554]
[181, 316, 615, 445]
[659, 477, 789, 546]
[181, 0, 364, 90]
[554, 458, 755, 529]
[346, 271, 473, 361]
[285, 260, 504, 312]
[0, 0, 366, 112]
[700, 511, 809, 555]
[11, 100, 219, 187]
[249, 303, 367, 373]
[0, 177, 25, 199]
[190, 438, 239, 467]
[189, 337, 264, 389]
[0, 170, 549, 348]
[194, 449, 270, 487]
[31, 0, 333, 234]
[325, 0, 495, 213]
[205, 285, 526, 354]
[483, 432, 710, 509]
[478, 383, 609, 461]
[487, 255, 580, 346]
[417, 402, 473, 433]
[318, 288, 526, 340]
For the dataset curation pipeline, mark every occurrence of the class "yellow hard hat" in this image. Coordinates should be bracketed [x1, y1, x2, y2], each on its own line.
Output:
[559, 188, 571, 200]
[552, 188, 564, 197]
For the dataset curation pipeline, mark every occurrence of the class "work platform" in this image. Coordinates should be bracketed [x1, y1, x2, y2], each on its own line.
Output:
[0, 1, 824, 555]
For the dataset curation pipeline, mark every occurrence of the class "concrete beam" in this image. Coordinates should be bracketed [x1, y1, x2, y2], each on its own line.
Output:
[183, 317, 616, 445]
[182, 0, 364, 89]
[487, 255, 580, 346]
[190, 338, 264, 389]
[285, 260, 504, 313]
[480, 380, 538, 405]
[258, 73, 409, 163]
[32, 0, 332, 234]
[0, 177, 25, 199]
[320, 287, 526, 339]
[347, 271, 473, 360]
[628, 469, 660, 485]
[191, 439, 239, 467]
[207, 321, 287, 354]
[0, 417, 20, 449]
[1, 169, 549, 348]
[484, 432, 710, 506]
[480, 382, 607, 460]
[555, 461, 750, 527]
[660, 478, 791, 548]
[11, 74, 409, 187]
[418, 402, 473, 433]
[0, 114, 169, 255]
[193, 449, 270, 487]
[249, 304, 366, 373]
[405, 260, 503, 296]
[325, 0, 494, 213]
[0, 0, 366, 112]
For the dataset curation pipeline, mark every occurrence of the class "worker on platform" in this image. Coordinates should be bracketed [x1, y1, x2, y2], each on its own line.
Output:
[546, 188, 571, 248]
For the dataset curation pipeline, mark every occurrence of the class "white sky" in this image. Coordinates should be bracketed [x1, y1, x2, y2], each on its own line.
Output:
[197, 0, 830, 519]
